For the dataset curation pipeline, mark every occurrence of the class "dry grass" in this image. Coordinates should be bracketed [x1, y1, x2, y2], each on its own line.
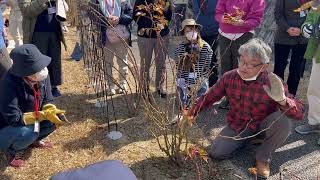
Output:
[0, 21, 311, 179]
[0, 28, 218, 180]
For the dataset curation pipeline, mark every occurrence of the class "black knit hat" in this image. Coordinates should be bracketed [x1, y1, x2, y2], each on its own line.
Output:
[9, 44, 51, 77]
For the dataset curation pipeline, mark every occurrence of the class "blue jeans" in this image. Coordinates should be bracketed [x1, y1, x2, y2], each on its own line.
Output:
[0, 120, 55, 152]
[177, 80, 209, 108]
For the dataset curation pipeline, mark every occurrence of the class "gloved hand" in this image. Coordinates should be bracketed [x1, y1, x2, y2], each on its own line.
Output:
[302, 24, 313, 38]
[23, 111, 47, 125]
[42, 104, 66, 125]
[23, 104, 66, 125]
[263, 73, 287, 106]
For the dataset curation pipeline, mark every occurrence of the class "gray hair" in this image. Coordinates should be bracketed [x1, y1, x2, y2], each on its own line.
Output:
[238, 38, 272, 64]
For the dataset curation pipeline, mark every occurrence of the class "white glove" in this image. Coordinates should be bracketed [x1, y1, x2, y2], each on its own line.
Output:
[302, 24, 313, 38]
[263, 73, 287, 106]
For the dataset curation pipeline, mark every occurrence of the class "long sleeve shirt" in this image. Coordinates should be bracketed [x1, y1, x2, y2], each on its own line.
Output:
[0, 73, 53, 129]
[215, 0, 265, 34]
[274, 0, 310, 45]
[133, 0, 172, 38]
[190, 70, 305, 133]
[174, 39, 212, 86]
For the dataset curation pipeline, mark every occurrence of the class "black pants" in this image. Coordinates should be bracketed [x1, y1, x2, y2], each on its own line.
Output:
[273, 43, 307, 96]
[202, 34, 219, 87]
[32, 32, 62, 87]
[218, 32, 254, 75]
[0, 48, 11, 80]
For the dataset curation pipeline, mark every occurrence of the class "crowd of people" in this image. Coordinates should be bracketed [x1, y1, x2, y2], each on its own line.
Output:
[0, 0, 319, 179]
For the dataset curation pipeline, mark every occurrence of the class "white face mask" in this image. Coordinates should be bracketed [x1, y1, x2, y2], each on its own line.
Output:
[29, 67, 49, 82]
[185, 31, 198, 41]
[237, 66, 264, 81]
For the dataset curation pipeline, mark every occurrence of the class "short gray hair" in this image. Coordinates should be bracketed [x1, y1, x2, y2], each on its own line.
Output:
[238, 38, 272, 64]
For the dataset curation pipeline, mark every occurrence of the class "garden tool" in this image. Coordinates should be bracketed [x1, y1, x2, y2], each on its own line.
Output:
[263, 73, 286, 106]
[43, 103, 69, 123]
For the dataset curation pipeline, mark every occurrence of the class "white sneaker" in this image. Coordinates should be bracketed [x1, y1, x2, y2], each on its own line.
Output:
[118, 83, 127, 94]
[107, 89, 116, 96]
[167, 114, 183, 126]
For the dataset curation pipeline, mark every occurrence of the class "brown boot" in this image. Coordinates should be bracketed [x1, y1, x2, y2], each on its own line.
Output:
[256, 160, 270, 178]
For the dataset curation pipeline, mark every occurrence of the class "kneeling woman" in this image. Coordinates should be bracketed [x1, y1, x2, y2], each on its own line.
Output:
[0, 44, 65, 167]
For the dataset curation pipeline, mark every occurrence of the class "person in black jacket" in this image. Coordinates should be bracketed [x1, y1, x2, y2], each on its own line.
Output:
[274, 0, 311, 96]
[133, 0, 172, 98]
[0, 44, 65, 168]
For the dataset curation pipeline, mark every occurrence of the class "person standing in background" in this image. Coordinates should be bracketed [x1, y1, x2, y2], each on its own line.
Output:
[215, 0, 265, 109]
[18, 0, 67, 98]
[7, 0, 23, 47]
[188, 0, 219, 87]
[133, 0, 172, 98]
[295, 0, 320, 136]
[0, 6, 12, 80]
[173, 0, 187, 35]
[273, 0, 310, 96]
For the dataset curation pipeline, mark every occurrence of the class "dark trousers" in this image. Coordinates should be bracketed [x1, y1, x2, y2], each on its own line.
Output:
[0, 48, 11, 80]
[32, 32, 62, 87]
[202, 34, 219, 87]
[218, 32, 254, 75]
[173, 4, 186, 35]
[274, 43, 307, 96]
[209, 111, 292, 162]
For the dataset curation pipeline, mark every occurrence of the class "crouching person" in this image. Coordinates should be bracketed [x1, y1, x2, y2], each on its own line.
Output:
[187, 39, 305, 178]
[0, 44, 66, 168]
[175, 19, 213, 109]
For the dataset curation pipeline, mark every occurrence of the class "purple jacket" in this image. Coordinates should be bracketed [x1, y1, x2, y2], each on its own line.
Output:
[215, 0, 265, 33]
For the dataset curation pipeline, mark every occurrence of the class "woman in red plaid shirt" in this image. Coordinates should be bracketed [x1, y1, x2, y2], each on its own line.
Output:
[188, 38, 305, 178]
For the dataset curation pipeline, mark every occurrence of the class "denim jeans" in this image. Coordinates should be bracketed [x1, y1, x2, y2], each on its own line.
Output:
[177, 80, 209, 108]
[0, 120, 55, 152]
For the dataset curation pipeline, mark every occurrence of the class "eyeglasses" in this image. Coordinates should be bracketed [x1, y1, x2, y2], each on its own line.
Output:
[238, 58, 264, 69]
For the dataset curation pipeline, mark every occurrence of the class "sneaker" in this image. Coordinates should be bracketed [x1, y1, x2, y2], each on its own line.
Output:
[118, 83, 127, 94]
[157, 89, 167, 98]
[52, 87, 61, 98]
[167, 114, 183, 126]
[295, 124, 320, 135]
[107, 89, 116, 96]
[30, 140, 53, 149]
[4, 151, 25, 168]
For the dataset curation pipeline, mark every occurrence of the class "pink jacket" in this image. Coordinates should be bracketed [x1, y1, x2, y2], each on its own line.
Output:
[215, 0, 265, 33]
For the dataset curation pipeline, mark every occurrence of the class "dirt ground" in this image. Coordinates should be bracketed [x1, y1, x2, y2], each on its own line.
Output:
[0, 21, 312, 180]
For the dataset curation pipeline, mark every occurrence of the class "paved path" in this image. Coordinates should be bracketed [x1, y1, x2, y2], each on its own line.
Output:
[130, 37, 320, 179]
[196, 103, 320, 180]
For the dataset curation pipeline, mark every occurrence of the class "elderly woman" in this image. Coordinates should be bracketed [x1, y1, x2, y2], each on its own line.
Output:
[0, 44, 65, 167]
[187, 39, 304, 178]
[97, 0, 133, 95]
[174, 19, 213, 108]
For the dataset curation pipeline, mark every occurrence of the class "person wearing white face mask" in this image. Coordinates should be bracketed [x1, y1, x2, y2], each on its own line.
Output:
[0, 44, 66, 168]
[174, 19, 212, 109]
[185, 38, 305, 178]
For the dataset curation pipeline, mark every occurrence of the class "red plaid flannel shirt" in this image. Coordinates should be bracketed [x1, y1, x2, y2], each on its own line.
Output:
[191, 70, 305, 133]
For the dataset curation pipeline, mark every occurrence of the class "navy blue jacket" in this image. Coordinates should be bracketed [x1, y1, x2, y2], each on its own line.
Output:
[0, 73, 53, 129]
[189, 0, 219, 37]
